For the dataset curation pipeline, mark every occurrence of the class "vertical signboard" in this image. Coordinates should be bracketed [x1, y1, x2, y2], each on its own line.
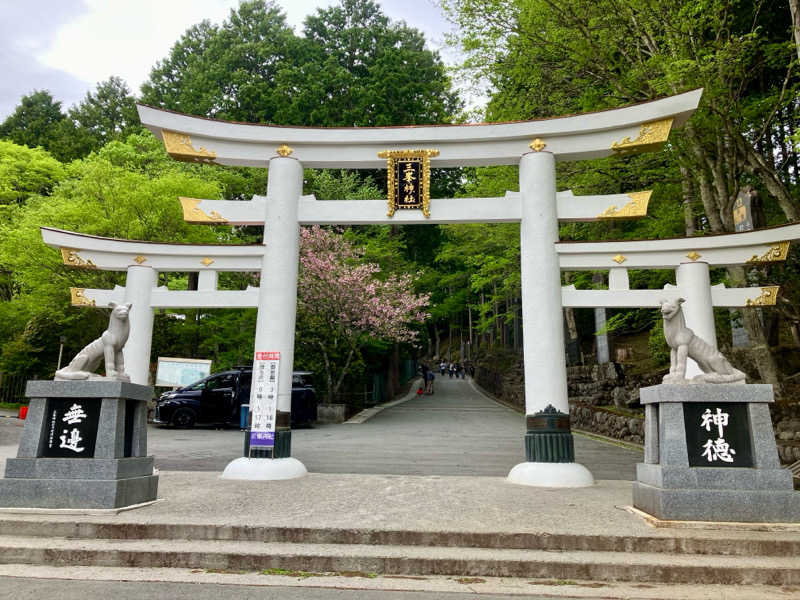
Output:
[249, 351, 280, 451]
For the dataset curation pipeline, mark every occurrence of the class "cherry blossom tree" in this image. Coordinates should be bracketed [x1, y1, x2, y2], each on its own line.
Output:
[297, 225, 429, 403]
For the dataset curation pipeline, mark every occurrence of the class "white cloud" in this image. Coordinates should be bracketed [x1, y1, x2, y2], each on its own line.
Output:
[1, 0, 471, 120]
[38, 0, 240, 94]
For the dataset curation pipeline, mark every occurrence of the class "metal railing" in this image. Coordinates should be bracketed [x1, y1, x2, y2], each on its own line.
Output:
[0, 373, 28, 405]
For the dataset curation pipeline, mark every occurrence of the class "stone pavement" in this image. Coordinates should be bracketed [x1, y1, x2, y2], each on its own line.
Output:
[144, 376, 644, 478]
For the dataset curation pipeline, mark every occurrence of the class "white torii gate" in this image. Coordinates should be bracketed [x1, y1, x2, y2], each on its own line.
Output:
[56, 90, 728, 485]
[52, 223, 797, 385]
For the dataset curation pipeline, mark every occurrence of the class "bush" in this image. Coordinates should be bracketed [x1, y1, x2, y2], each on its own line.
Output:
[648, 319, 670, 367]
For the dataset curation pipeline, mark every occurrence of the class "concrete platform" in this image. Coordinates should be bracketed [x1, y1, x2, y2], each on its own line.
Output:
[0, 471, 799, 582]
[0, 470, 787, 537]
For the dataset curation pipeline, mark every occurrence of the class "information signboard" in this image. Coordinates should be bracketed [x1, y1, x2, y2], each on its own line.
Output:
[156, 357, 212, 387]
[249, 351, 280, 450]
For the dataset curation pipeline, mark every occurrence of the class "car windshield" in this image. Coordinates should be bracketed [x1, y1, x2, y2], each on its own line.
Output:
[205, 373, 237, 390]
[185, 379, 207, 391]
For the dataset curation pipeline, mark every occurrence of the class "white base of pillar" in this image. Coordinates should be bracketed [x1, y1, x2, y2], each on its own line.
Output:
[507, 462, 594, 488]
[220, 457, 307, 481]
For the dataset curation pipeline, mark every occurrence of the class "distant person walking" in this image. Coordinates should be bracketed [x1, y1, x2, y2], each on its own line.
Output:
[426, 370, 435, 394]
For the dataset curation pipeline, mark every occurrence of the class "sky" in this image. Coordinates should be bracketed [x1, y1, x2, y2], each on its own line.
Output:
[0, 0, 458, 120]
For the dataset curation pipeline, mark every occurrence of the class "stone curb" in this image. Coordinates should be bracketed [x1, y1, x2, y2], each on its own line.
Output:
[467, 377, 646, 451]
[345, 378, 423, 424]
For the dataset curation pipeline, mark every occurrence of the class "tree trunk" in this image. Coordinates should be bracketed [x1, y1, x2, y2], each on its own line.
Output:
[727, 266, 782, 394]
[791, 322, 800, 347]
[680, 166, 696, 236]
[467, 302, 473, 355]
[387, 343, 400, 400]
[790, 0, 800, 63]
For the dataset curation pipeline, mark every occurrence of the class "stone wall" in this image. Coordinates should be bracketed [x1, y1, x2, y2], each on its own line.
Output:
[477, 356, 800, 464]
[569, 402, 644, 444]
[772, 402, 800, 463]
[475, 363, 524, 411]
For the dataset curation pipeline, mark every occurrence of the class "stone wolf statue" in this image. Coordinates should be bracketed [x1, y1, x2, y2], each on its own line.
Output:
[660, 298, 746, 384]
[55, 302, 132, 382]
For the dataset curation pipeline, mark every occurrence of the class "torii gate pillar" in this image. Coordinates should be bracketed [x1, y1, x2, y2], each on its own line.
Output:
[222, 155, 307, 480]
[123, 265, 157, 386]
[508, 150, 594, 487]
[675, 261, 717, 378]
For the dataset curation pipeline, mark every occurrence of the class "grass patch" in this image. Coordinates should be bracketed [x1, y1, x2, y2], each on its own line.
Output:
[454, 577, 486, 584]
[573, 429, 643, 451]
[593, 404, 644, 419]
[338, 571, 378, 579]
[261, 568, 321, 578]
[259, 568, 378, 579]
[0, 402, 23, 411]
[204, 568, 249, 575]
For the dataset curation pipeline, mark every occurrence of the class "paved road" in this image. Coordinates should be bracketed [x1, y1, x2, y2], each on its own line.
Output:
[0, 379, 641, 478]
[148, 377, 642, 479]
[0, 577, 576, 600]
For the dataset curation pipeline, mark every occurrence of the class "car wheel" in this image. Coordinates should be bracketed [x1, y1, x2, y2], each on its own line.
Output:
[171, 408, 196, 428]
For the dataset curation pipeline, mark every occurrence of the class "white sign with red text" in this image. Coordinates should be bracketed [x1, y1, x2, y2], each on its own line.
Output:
[249, 351, 280, 449]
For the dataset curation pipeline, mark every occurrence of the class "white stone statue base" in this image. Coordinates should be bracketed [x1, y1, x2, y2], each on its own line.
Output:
[220, 457, 307, 481]
[507, 462, 594, 488]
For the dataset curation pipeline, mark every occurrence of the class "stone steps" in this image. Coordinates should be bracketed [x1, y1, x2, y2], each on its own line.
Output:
[1, 522, 799, 585]
[1, 535, 799, 584]
[1, 520, 799, 556]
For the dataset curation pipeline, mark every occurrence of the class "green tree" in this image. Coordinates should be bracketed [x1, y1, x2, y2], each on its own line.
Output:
[0, 140, 65, 207]
[140, 2, 298, 122]
[275, 0, 460, 126]
[0, 141, 67, 309]
[0, 90, 68, 159]
[141, 0, 459, 127]
[0, 133, 225, 378]
[443, 0, 799, 384]
[67, 76, 140, 155]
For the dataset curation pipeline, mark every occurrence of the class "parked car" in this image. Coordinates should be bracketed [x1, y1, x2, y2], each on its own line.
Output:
[154, 367, 317, 428]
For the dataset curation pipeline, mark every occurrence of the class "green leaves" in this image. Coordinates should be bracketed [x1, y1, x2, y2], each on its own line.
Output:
[141, 0, 459, 127]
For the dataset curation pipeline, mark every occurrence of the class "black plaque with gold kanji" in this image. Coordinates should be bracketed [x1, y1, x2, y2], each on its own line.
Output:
[378, 149, 439, 218]
[393, 158, 423, 210]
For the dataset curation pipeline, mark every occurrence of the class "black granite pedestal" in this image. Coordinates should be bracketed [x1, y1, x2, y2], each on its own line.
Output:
[633, 384, 800, 523]
[0, 380, 158, 509]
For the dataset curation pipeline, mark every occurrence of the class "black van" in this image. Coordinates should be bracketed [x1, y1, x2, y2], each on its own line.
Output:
[154, 367, 317, 428]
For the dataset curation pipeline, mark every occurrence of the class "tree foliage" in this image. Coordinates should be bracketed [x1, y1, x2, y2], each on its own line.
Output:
[440, 0, 800, 383]
[297, 226, 429, 402]
[0, 91, 69, 160]
[141, 0, 459, 127]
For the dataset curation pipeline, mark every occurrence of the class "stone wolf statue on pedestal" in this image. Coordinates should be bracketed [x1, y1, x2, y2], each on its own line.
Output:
[55, 302, 132, 382]
[660, 298, 746, 384]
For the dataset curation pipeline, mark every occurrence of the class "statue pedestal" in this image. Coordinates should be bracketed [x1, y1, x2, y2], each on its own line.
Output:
[633, 384, 800, 523]
[0, 381, 158, 510]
